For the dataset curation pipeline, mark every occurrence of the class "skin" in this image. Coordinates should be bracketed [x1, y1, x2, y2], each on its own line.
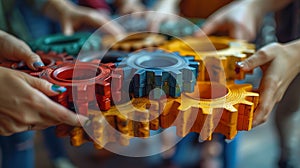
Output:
[114, 0, 180, 32]
[43, 0, 125, 36]
[115, 0, 146, 15]
[0, 31, 88, 136]
[193, 0, 299, 127]
[239, 41, 300, 126]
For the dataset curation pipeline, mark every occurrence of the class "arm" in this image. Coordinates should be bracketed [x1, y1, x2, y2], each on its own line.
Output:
[237, 39, 300, 127]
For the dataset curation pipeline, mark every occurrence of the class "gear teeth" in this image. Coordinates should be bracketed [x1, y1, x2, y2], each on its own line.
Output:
[40, 62, 123, 114]
[115, 49, 199, 99]
[162, 36, 255, 82]
[102, 33, 166, 51]
[80, 98, 160, 147]
[30, 32, 100, 56]
[159, 82, 259, 140]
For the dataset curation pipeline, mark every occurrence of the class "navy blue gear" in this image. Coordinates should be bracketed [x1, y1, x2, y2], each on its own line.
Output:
[116, 50, 199, 99]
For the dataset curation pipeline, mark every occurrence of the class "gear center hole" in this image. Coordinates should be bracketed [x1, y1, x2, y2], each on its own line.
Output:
[53, 67, 101, 81]
[186, 83, 228, 100]
[136, 56, 178, 68]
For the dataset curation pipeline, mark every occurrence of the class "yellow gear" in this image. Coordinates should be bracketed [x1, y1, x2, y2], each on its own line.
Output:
[162, 36, 255, 82]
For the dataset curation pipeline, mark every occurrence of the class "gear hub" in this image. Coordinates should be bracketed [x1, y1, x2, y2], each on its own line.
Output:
[115, 49, 199, 99]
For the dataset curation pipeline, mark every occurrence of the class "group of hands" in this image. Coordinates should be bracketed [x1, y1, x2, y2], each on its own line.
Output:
[0, 0, 299, 136]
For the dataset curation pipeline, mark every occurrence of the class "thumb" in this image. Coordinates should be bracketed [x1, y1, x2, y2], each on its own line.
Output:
[61, 19, 74, 35]
[25, 75, 67, 97]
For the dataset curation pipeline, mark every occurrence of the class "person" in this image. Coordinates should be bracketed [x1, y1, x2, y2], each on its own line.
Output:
[195, 0, 300, 167]
[0, 1, 124, 168]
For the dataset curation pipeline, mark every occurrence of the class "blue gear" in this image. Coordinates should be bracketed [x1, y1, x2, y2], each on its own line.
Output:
[116, 50, 199, 99]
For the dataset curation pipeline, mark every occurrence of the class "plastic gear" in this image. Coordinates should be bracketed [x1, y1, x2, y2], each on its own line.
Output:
[115, 49, 199, 99]
[160, 81, 259, 140]
[30, 32, 100, 56]
[162, 36, 255, 82]
[102, 33, 166, 51]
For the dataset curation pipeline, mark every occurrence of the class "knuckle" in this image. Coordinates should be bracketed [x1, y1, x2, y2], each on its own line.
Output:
[256, 49, 269, 62]
[57, 112, 69, 122]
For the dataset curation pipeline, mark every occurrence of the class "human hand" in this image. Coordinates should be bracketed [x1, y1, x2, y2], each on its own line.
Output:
[44, 0, 125, 36]
[236, 42, 300, 127]
[0, 67, 88, 136]
[0, 31, 44, 70]
[194, 1, 264, 41]
[0, 31, 88, 135]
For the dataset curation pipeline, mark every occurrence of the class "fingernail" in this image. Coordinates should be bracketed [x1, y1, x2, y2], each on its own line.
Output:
[236, 61, 245, 68]
[33, 62, 45, 69]
[51, 84, 67, 93]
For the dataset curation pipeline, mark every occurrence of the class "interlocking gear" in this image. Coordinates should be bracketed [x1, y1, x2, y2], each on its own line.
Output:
[40, 62, 122, 114]
[56, 97, 160, 149]
[160, 81, 259, 140]
[58, 82, 258, 148]
[115, 49, 199, 99]
[30, 32, 100, 55]
[102, 33, 166, 51]
[163, 36, 255, 82]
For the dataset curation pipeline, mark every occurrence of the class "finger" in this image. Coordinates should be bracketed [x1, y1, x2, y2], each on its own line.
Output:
[231, 24, 252, 41]
[236, 43, 281, 71]
[61, 18, 74, 35]
[196, 17, 223, 37]
[38, 96, 88, 126]
[12, 40, 43, 70]
[102, 20, 126, 36]
[252, 80, 277, 127]
[252, 63, 282, 127]
[24, 75, 66, 96]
